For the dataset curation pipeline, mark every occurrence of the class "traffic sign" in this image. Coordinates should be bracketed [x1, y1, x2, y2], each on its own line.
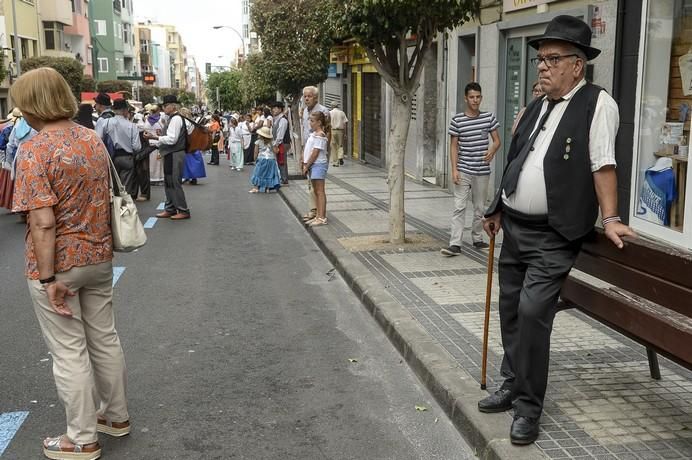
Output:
[117, 75, 142, 81]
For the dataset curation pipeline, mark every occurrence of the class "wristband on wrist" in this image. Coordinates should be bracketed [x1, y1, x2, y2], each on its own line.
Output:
[39, 275, 56, 285]
[602, 216, 622, 226]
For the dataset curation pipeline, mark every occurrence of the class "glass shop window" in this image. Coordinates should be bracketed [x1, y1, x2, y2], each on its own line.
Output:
[634, 0, 692, 248]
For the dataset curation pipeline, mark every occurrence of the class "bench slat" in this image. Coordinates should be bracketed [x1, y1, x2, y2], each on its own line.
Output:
[561, 276, 692, 369]
[580, 231, 692, 291]
[574, 251, 692, 318]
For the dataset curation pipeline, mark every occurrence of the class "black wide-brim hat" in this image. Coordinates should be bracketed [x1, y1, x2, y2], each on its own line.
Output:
[112, 98, 129, 110]
[94, 92, 111, 106]
[528, 15, 601, 61]
[162, 94, 179, 105]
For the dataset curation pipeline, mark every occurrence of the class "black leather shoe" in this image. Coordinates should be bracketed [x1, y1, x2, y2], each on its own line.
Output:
[478, 388, 512, 413]
[510, 416, 540, 445]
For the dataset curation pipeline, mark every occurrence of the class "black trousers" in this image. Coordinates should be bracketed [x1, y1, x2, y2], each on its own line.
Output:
[113, 154, 137, 197]
[210, 146, 219, 165]
[134, 154, 150, 199]
[244, 134, 257, 164]
[497, 208, 582, 418]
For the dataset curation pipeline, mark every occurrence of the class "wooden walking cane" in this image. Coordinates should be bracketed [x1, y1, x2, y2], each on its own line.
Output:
[480, 223, 496, 390]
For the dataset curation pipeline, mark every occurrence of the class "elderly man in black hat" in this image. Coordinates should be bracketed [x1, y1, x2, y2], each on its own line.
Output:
[96, 98, 141, 196]
[478, 15, 635, 445]
[144, 94, 192, 220]
[270, 101, 290, 184]
[93, 92, 114, 130]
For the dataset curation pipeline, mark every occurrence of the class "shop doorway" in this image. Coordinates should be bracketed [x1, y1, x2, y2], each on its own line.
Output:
[456, 35, 476, 113]
[362, 73, 383, 165]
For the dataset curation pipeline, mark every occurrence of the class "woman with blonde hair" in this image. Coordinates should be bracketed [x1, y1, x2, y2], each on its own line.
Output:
[11, 67, 129, 460]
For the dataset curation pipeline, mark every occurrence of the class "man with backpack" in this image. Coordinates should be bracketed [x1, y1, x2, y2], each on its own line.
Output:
[271, 101, 290, 185]
[94, 92, 114, 125]
[144, 94, 192, 220]
[97, 98, 141, 197]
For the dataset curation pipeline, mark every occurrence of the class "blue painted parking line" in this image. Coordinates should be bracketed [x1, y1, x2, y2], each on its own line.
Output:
[112, 267, 126, 287]
[0, 411, 29, 456]
[156, 202, 165, 210]
[144, 217, 157, 228]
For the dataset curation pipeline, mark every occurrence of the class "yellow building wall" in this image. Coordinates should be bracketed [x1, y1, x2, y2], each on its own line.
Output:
[4, 0, 40, 43]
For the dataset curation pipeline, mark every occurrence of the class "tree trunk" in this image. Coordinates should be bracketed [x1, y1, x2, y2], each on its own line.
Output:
[388, 93, 413, 244]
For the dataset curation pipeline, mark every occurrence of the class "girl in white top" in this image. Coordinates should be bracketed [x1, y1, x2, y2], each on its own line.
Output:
[302, 111, 330, 226]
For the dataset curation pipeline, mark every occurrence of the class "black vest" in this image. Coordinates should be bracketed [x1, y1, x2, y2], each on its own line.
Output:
[487, 83, 604, 242]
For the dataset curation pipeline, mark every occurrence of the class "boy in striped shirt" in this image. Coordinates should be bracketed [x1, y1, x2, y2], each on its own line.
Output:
[441, 82, 501, 256]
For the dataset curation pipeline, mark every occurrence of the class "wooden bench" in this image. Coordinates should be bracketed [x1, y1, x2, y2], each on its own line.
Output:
[559, 229, 692, 379]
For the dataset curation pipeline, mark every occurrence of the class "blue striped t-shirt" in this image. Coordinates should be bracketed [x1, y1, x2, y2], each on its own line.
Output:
[449, 111, 499, 176]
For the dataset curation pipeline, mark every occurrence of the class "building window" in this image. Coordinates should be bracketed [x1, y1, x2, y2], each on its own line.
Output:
[634, 0, 692, 248]
[123, 23, 129, 44]
[242, 24, 249, 39]
[43, 22, 65, 51]
[98, 57, 109, 73]
[87, 46, 93, 64]
[94, 20, 106, 36]
[242, 0, 249, 14]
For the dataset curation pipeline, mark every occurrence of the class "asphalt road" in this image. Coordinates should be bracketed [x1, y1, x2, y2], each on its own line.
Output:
[0, 156, 475, 460]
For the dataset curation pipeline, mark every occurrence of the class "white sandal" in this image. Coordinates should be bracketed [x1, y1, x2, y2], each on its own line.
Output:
[43, 435, 101, 460]
[309, 217, 328, 227]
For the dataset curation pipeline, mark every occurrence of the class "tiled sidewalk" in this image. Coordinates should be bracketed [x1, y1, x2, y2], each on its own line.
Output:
[286, 159, 692, 460]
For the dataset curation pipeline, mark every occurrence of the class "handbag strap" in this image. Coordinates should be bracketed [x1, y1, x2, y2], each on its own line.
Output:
[105, 149, 126, 198]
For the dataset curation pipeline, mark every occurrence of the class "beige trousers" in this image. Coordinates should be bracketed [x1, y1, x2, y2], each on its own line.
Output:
[28, 261, 129, 444]
[329, 129, 345, 164]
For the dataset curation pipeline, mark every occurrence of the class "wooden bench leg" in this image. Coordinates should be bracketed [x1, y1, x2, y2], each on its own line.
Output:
[646, 348, 661, 380]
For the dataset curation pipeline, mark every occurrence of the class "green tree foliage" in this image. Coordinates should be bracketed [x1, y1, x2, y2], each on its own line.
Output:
[96, 80, 133, 96]
[178, 90, 196, 107]
[139, 86, 156, 105]
[239, 53, 275, 107]
[335, 0, 480, 243]
[251, 0, 334, 97]
[206, 70, 243, 111]
[82, 75, 96, 92]
[137, 87, 196, 106]
[21, 56, 85, 98]
[339, 0, 478, 98]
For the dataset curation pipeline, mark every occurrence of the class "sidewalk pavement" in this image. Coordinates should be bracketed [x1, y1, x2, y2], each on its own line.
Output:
[281, 158, 692, 460]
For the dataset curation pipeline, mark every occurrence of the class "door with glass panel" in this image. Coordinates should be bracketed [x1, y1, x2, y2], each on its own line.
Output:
[632, 0, 692, 249]
[498, 28, 543, 186]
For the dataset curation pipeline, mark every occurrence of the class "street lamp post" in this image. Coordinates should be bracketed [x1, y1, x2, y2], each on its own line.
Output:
[11, 0, 21, 75]
[212, 25, 246, 64]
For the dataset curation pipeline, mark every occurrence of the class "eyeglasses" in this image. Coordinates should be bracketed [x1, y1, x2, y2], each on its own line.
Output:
[530, 54, 579, 68]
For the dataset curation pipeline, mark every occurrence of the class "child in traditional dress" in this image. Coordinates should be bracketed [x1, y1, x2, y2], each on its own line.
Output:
[249, 126, 281, 193]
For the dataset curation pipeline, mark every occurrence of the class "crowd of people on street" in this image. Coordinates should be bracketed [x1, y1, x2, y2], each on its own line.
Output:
[0, 14, 644, 459]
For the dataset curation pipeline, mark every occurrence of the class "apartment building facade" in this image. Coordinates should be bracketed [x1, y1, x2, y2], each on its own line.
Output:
[89, 0, 135, 81]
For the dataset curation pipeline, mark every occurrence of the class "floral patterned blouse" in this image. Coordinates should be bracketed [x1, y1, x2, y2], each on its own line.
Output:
[12, 124, 113, 279]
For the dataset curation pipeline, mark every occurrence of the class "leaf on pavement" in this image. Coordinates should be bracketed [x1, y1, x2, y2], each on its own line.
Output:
[348, 358, 358, 363]
[415, 405, 427, 412]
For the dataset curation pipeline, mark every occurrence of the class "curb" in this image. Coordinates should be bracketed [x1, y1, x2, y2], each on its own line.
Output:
[279, 187, 546, 460]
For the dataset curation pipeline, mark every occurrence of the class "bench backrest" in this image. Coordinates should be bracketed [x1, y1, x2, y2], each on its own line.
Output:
[573, 230, 692, 318]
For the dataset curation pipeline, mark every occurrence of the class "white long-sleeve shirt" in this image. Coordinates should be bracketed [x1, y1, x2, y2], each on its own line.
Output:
[157, 113, 193, 147]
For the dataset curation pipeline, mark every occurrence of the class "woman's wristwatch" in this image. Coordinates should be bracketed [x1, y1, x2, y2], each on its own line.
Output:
[39, 275, 56, 285]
